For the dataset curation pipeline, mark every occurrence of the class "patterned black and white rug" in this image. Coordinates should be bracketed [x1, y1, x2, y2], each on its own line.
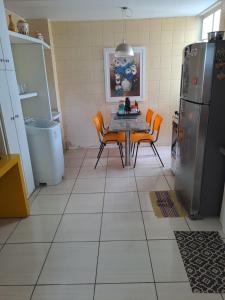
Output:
[174, 231, 225, 293]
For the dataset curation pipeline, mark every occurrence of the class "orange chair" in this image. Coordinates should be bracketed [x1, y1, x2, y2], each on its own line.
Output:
[96, 111, 109, 134]
[131, 114, 164, 168]
[131, 108, 154, 156]
[146, 108, 154, 131]
[93, 115, 125, 168]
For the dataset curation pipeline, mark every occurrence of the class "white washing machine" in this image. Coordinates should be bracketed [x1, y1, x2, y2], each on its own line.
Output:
[25, 119, 64, 186]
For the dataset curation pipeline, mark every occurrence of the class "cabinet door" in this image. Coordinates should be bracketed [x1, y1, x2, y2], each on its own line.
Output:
[0, 40, 5, 70]
[0, 71, 20, 153]
[0, 0, 15, 71]
[6, 70, 35, 196]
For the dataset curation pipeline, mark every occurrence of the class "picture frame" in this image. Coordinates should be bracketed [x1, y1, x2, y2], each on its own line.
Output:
[103, 47, 145, 103]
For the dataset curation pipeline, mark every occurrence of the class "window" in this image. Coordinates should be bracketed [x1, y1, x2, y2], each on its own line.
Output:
[201, 9, 221, 41]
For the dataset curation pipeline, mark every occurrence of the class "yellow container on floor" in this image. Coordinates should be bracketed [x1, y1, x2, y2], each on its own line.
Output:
[0, 154, 30, 217]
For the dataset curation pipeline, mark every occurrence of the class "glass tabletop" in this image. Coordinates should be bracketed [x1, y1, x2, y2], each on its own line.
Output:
[109, 113, 149, 132]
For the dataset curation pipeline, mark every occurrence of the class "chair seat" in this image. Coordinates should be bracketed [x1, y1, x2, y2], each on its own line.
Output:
[131, 132, 154, 143]
[103, 132, 125, 143]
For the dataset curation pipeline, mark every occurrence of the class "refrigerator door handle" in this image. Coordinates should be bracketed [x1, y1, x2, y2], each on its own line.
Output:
[180, 64, 184, 97]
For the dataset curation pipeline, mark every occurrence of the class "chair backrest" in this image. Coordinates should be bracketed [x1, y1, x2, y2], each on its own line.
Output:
[146, 108, 154, 127]
[152, 114, 163, 140]
[96, 111, 104, 132]
[93, 115, 102, 142]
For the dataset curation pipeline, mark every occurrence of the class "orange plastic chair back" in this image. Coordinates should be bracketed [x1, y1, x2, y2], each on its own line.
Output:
[93, 116, 102, 141]
[96, 111, 104, 132]
[146, 108, 154, 127]
[152, 114, 163, 133]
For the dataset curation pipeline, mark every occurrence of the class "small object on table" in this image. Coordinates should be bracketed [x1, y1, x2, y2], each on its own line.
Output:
[118, 102, 125, 115]
[0, 154, 30, 217]
[124, 97, 131, 113]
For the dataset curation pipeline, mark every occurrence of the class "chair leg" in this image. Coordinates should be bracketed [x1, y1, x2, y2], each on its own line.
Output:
[121, 143, 124, 157]
[95, 143, 104, 169]
[150, 143, 156, 156]
[131, 142, 133, 154]
[118, 143, 124, 168]
[134, 142, 140, 168]
[152, 143, 164, 167]
[132, 143, 136, 156]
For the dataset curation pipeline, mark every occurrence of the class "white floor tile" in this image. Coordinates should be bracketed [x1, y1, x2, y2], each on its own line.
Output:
[8, 215, 61, 243]
[38, 242, 98, 284]
[64, 149, 86, 158]
[54, 214, 101, 242]
[163, 167, 174, 176]
[135, 166, 164, 177]
[32, 285, 94, 300]
[0, 219, 19, 243]
[31, 194, 69, 215]
[63, 167, 80, 179]
[97, 241, 153, 283]
[64, 157, 84, 168]
[143, 212, 189, 239]
[148, 240, 188, 282]
[95, 283, 157, 300]
[107, 157, 124, 167]
[186, 217, 223, 231]
[65, 193, 104, 213]
[103, 192, 140, 212]
[101, 212, 145, 241]
[39, 180, 75, 195]
[139, 192, 154, 211]
[156, 282, 223, 300]
[165, 175, 175, 189]
[136, 176, 169, 192]
[107, 166, 135, 178]
[86, 148, 108, 158]
[29, 188, 40, 204]
[186, 218, 225, 238]
[0, 243, 50, 284]
[135, 157, 160, 166]
[82, 158, 107, 167]
[105, 177, 137, 193]
[73, 178, 105, 193]
[0, 286, 33, 300]
[108, 148, 121, 157]
[78, 166, 106, 178]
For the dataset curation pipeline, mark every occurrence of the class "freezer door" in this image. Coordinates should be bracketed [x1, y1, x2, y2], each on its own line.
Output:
[175, 99, 209, 217]
[181, 43, 215, 104]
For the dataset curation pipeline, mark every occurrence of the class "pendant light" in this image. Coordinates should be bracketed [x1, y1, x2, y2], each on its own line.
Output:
[115, 7, 134, 58]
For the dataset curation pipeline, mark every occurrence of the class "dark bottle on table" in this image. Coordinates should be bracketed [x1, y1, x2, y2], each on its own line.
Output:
[124, 97, 131, 113]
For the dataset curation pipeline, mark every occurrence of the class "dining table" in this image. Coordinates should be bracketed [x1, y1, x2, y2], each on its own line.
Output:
[109, 113, 148, 166]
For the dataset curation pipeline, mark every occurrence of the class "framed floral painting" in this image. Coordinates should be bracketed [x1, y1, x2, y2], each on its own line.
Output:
[103, 47, 145, 103]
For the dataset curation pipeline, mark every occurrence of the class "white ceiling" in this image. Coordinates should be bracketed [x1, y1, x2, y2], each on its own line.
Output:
[5, 0, 218, 21]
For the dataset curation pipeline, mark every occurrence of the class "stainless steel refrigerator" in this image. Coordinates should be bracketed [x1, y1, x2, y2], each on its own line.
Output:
[175, 40, 225, 218]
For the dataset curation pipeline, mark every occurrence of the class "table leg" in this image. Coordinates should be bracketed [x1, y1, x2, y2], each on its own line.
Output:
[125, 130, 131, 166]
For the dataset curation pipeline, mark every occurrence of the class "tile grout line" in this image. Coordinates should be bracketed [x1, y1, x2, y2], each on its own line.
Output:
[184, 217, 192, 231]
[0, 280, 191, 287]
[134, 172, 159, 300]
[29, 148, 87, 300]
[92, 147, 109, 300]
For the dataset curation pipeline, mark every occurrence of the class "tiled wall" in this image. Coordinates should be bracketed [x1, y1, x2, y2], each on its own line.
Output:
[51, 17, 200, 148]
[220, 0, 225, 31]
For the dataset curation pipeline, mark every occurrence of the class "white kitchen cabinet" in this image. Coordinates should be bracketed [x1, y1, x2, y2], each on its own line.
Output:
[0, 70, 20, 153]
[6, 70, 35, 195]
[0, 1, 14, 70]
[0, 0, 35, 196]
[0, 41, 5, 70]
